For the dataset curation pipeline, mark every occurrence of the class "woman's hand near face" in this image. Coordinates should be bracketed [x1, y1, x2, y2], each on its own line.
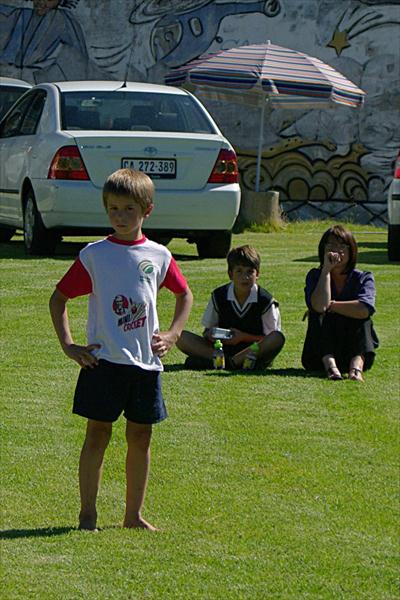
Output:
[323, 251, 342, 272]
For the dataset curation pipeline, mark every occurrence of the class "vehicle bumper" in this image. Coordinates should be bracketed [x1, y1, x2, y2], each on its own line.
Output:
[388, 179, 400, 225]
[388, 195, 400, 225]
[34, 180, 241, 231]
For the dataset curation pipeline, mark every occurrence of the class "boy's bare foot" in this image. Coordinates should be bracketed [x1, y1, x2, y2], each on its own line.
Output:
[123, 517, 159, 531]
[78, 521, 98, 532]
[79, 512, 98, 531]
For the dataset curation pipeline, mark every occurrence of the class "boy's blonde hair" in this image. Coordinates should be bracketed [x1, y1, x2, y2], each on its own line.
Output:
[227, 245, 261, 273]
[102, 169, 154, 212]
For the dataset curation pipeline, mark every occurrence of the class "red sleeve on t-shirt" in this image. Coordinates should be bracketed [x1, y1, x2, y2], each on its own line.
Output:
[161, 256, 188, 294]
[56, 258, 93, 298]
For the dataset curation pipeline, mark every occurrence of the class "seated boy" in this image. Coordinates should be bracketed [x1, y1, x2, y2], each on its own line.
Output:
[177, 245, 285, 370]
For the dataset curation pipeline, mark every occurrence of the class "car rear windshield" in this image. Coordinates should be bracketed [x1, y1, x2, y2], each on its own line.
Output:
[60, 91, 217, 134]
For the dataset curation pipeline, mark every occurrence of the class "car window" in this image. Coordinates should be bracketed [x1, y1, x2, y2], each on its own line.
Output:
[0, 91, 43, 138]
[0, 86, 30, 120]
[19, 91, 46, 135]
[61, 91, 216, 134]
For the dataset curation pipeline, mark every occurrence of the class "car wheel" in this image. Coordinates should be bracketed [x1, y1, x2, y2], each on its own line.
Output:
[0, 227, 16, 242]
[23, 191, 58, 255]
[196, 231, 232, 259]
[388, 224, 400, 261]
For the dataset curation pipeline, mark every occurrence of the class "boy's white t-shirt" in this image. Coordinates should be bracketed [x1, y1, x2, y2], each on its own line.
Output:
[57, 236, 188, 371]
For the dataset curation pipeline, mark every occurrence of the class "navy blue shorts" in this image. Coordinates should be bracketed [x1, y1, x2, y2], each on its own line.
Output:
[73, 360, 167, 424]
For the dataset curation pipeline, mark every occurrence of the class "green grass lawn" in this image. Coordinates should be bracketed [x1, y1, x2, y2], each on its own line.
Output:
[1, 223, 398, 599]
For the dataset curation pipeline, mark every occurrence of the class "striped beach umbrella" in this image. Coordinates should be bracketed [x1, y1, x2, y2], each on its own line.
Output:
[165, 42, 365, 191]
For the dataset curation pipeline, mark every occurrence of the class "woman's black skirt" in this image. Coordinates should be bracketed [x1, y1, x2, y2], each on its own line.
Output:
[301, 311, 379, 372]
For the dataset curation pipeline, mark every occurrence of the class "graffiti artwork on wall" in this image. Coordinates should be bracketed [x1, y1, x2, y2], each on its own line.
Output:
[0, 0, 104, 82]
[238, 139, 378, 201]
[327, 1, 400, 56]
[321, 0, 400, 207]
[92, 0, 281, 79]
[124, 0, 397, 207]
[237, 139, 387, 223]
[130, 0, 281, 67]
[0, 0, 398, 217]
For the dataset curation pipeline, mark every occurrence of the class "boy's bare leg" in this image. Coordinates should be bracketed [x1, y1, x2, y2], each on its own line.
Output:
[176, 330, 213, 359]
[123, 421, 157, 531]
[79, 419, 112, 530]
[231, 331, 285, 368]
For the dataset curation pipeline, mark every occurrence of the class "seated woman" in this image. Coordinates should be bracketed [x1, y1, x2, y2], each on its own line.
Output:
[301, 225, 379, 381]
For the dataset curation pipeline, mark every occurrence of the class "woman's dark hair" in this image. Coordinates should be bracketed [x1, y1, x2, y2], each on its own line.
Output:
[318, 225, 358, 273]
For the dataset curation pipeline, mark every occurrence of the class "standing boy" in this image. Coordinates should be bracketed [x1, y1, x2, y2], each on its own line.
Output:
[49, 169, 192, 531]
[177, 245, 284, 370]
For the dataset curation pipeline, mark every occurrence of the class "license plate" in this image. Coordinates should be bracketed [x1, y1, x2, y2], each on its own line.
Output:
[121, 158, 176, 178]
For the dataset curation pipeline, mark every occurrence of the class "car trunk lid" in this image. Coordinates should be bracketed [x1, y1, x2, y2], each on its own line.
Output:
[71, 132, 227, 190]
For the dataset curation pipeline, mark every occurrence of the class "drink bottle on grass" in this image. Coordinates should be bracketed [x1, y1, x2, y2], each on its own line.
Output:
[213, 340, 225, 369]
[242, 342, 259, 371]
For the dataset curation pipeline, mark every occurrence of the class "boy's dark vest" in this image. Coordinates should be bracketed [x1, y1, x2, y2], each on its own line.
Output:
[211, 284, 276, 335]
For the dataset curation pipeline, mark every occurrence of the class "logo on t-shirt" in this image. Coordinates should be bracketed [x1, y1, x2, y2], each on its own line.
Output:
[112, 294, 129, 315]
[138, 259, 155, 284]
[138, 260, 154, 274]
[112, 295, 147, 331]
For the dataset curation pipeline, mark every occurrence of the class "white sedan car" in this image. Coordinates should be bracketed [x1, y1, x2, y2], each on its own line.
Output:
[0, 81, 240, 257]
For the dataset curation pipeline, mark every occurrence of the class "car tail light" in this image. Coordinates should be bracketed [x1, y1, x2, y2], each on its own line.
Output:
[394, 152, 400, 179]
[48, 146, 90, 180]
[208, 149, 239, 184]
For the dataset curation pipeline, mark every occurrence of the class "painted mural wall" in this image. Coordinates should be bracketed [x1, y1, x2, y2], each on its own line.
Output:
[1, 0, 399, 223]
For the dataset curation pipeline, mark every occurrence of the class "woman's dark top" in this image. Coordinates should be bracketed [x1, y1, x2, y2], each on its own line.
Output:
[304, 268, 376, 314]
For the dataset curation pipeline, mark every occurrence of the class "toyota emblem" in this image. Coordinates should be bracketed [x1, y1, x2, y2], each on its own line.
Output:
[144, 146, 158, 156]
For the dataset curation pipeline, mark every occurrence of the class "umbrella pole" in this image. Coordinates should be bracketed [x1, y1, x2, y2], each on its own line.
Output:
[255, 99, 266, 192]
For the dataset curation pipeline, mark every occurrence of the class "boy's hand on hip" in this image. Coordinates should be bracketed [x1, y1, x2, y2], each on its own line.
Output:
[63, 343, 101, 368]
[151, 332, 176, 357]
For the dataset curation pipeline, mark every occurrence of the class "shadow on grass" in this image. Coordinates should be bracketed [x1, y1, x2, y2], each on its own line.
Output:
[170, 253, 201, 262]
[163, 363, 188, 372]
[0, 526, 75, 539]
[0, 239, 87, 260]
[194, 367, 322, 378]
[358, 241, 387, 249]
[294, 250, 390, 266]
[293, 237, 390, 267]
[163, 364, 315, 377]
[0, 240, 200, 262]
[0, 525, 147, 539]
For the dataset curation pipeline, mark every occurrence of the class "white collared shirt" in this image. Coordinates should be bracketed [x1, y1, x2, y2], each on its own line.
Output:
[201, 282, 281, 334]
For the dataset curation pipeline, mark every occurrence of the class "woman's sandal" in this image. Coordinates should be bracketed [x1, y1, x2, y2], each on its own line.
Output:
[326, 367, 343, 380]
[348, 367, 364, 382]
